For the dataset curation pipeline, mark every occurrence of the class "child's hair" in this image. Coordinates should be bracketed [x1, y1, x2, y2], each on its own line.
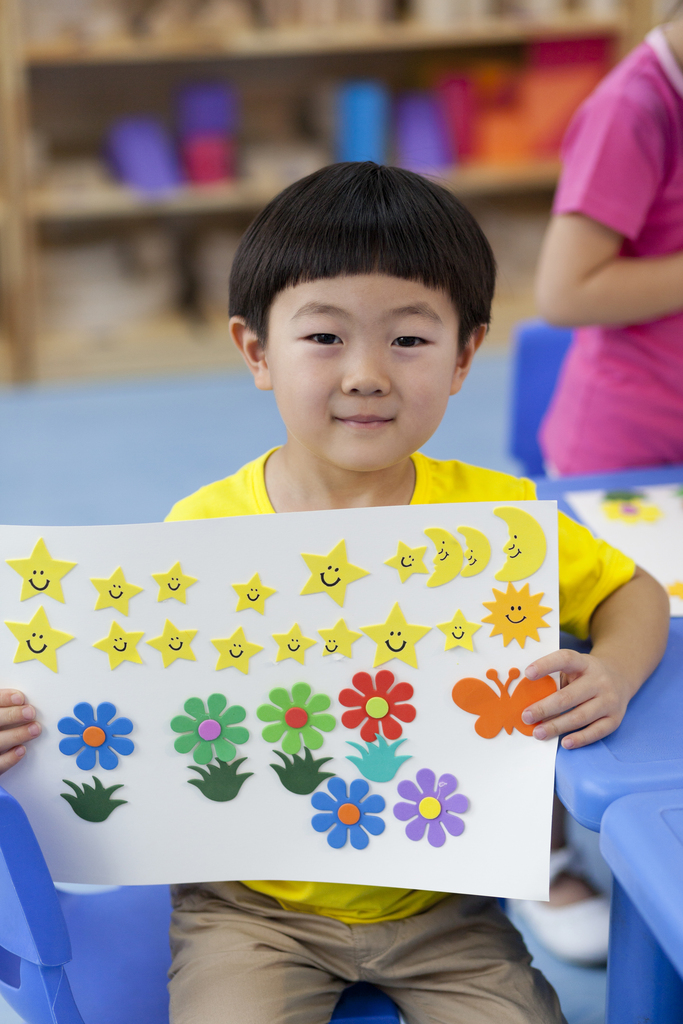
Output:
[229, 161, 496, 350]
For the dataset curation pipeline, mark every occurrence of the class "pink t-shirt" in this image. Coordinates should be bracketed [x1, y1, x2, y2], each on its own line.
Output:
[541, 28, 683, 474]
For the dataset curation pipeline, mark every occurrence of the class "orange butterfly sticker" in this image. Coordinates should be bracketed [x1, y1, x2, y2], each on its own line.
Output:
[451, 668, 556, 738]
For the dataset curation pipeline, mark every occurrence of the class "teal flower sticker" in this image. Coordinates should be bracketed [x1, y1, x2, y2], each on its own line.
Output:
[257, 683, 335, 754]
[171, 693, 248, 765]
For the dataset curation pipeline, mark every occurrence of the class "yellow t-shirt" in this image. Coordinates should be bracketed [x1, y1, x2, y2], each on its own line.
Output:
[167, 448, 635, 924]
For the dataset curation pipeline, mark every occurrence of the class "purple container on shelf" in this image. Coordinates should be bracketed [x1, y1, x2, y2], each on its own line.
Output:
[177, 83, 239, 137]
[395, 92, 453, 175]
[106, 117, 182, 195]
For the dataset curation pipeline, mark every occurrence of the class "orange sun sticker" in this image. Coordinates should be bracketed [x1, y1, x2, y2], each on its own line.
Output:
[452, 668, 556, 738]
[481, 582, 552, 648]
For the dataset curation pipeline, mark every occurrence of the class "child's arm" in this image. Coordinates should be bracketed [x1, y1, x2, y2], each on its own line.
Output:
[521, 566, 669, 749]
[0, 690, 40, 774]
[536, 212, 683, 327]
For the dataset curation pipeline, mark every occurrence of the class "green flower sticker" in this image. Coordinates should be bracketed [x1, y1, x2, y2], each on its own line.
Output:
[171, 694, 249, 765]
[257, 683, 335, 754]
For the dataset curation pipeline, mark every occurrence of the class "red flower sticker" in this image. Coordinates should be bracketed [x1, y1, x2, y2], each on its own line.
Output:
[339, 670, 416, 742]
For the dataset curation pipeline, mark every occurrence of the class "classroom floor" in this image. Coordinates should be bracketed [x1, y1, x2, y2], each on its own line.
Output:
[0, 351, 606, 1024]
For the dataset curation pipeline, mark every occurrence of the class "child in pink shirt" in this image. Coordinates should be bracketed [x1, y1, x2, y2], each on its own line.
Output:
[537, 23, 683, 475]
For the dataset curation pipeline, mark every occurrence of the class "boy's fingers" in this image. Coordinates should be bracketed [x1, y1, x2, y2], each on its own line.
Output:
[561, 719, 616, 750]
[532, 698, 613, 741]
[0, 745, 26, 776]
[0, 689, 26, 707]
[522, 679, 594, 726]
[525, 649, 589, 680]
[0, 703, 36, 727]
[0, 721, 41, 753]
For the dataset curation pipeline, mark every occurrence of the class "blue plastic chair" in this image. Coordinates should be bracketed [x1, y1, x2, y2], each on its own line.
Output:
[0, 785, 400, 1024]
[509, 320, 573, 477]
[600, 789, 683, 1024]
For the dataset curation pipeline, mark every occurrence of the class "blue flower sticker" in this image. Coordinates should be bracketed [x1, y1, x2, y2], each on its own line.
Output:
[311, 777, 385, 849]
[58, 702, 134, 771]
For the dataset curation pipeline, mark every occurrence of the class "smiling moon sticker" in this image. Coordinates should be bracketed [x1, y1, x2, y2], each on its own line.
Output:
[424, 529, 464, 588]
[458, 527, 491, 578]
[494, 508, 547, 582]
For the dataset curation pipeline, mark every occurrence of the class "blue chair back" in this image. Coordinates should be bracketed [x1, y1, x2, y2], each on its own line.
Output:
[509, 320, 573, 477]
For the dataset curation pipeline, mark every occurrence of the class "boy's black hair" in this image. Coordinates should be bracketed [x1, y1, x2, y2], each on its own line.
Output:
[229, 162, 496, 349]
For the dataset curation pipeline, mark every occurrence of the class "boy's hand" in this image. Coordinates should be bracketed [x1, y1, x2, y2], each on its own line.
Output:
[520, 651, 627, 750]
[0, 690, 41, 774]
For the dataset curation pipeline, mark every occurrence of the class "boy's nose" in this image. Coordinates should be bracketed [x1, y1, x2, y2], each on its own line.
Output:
[341, 355, 390, 396]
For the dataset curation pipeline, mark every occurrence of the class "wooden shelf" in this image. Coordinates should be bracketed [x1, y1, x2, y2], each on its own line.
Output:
[25, 14, 623, 67]
[30, 161, 560, 224]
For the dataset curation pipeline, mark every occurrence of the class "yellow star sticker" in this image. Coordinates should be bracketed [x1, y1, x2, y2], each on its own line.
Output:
[90, 566, 143, 616]
[212, 626, 263, 674]
[318, 618, 363, 658]
[272, 622, 317, 665]
[7, 538, 76, 604]
[5, 606, 74, 673]
[436, 610, 482, 652]
[93, 620, 145, 670]
[361, 602, 431, 668]
[482, 582, 552, 648]
[233, 572, 277, 615]
[668, 582, 683, 599]
[300, 540, 369, 607]
[151, 562, 197, 604]
[384, 541, 429, 583]
[146, 619, 197, 667]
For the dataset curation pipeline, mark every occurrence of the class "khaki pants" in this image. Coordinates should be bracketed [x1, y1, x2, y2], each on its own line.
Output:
[169, 881, 565, 1024]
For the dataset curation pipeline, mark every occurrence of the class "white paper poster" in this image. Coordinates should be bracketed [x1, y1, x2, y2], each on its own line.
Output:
[0, 501, 559, 899]
[565, 483, 683, 617]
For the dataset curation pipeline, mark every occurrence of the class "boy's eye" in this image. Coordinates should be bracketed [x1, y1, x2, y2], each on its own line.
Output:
[309, 333, 341, 345]
[393, 336, 425, 347]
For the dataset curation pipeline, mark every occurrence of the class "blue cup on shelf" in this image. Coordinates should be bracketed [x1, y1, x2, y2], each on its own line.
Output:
[176, 82, 239, 137]
[335, 80, 390, 165]
[106, 116, 183, 195]
[395, 91, 453, 175]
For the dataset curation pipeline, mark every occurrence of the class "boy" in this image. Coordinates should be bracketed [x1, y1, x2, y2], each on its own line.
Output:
[0, 162, 669, 1023]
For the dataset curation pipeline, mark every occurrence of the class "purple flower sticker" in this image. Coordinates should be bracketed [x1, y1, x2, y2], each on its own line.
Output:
[393, 768, 468, 847]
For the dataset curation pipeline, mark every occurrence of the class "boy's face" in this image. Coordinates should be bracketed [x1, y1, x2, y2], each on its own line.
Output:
[233, 274, 483, 476]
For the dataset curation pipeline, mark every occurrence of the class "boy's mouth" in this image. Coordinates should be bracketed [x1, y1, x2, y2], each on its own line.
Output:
[336, 415, 392, 428]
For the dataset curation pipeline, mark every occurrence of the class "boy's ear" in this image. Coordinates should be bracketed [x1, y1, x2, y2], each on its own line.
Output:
[230, 316, 273, 391]
[449, 325, 486, 396]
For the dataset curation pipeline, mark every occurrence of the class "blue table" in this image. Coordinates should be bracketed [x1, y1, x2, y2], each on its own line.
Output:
[535, 464, 683, 1024]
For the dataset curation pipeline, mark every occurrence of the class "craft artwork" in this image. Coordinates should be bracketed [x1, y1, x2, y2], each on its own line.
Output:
[257, 683, 335, 753]
[494, 508, 546, 582]
[458, 527, 491, 578]
[300, 540, 369, 606]
[436, 610, 481, 652]
[600, 491, 663, 524]
[452, 668, 556, 738]
[339, 670, 415, 742]
[212, 627, 263, 674]
[424, 528, 463, 587]
[270, 748, 335, 795]
[362, 603, 430, 668]
[394, 770, 468, 847]
[152, 561, 197, 603]
[6, 538, 76, 603]
[271, 623, 317, 665]
[61, 778, 127, 822]
[58, 702, 134, 770]
[147, 620, 197, 667]
[311, 778, 385, 849]
[233, 572, 276, 614]
[93, 621, 145, 670]
[5, 606, 74, 672]
[90, 567, 143, 616]
[346, 736, 411, 783]
[481, 583, 552, 648]
[318, 619, 363, 658]
[384, 541, 429, 583]
[171, 694, 249, 765]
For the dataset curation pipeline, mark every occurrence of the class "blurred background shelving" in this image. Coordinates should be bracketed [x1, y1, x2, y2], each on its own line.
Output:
[0, 0, 656, 383]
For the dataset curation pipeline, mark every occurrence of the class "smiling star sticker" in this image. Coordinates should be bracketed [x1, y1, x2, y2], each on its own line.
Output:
[384, 541, 429, 583]
[318, 618, 363, 658]
[152, 562, 197, 604]
[300, 540, 369, 607]
[272, 623, 317, 665]
[7, 538, 77, 604]
[437, 610, 482, 652]
[93, 620, 145, 670]
[146, 619, 197, 667]
[90, 566, 143, 616]
[482, 582, 552, 648]
[362, 602, 431, 669]
[212, 626, 263, 674]
[5, 606, 74, 673]
[233, 572, 277, 615]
